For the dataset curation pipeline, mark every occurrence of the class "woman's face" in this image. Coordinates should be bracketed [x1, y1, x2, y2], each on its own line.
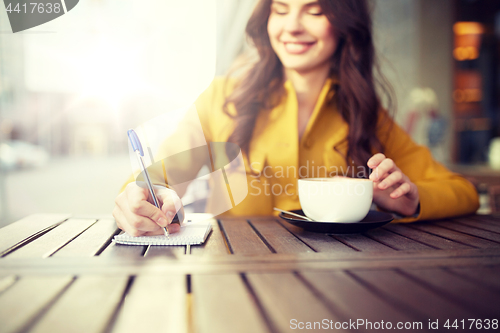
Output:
[267, 0, 338, 75]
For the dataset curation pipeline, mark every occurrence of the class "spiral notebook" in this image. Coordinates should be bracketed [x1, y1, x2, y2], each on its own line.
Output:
[113, 214, 213, 246]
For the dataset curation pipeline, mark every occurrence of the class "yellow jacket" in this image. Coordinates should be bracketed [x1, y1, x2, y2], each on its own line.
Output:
[190, 77, 479, 222]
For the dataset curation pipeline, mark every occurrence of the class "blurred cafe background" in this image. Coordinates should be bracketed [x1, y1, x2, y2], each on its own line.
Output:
[0, 0, 499, 227]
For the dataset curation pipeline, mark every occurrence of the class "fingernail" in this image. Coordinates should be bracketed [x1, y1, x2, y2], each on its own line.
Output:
[167, 211, 174, 221]
[158, 218, 167, 227]
[379, 181, 387, 189]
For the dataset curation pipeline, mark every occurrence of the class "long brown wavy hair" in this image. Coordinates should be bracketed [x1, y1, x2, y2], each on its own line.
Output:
[223, 0, 394, 170]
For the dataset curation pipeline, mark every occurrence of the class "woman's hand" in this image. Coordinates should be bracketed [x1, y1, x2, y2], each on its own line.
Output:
[368, 153, 420, 217]
[113, 182, 184, 236]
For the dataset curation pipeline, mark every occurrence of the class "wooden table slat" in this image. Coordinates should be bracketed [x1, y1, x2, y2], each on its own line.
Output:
[192, 273, 270, 333]
[400, 267, 500, 317]
[145, 245, 186, 257]
[277, 221, 358, 253]
[385, 224, 472, 250]
[249, 218, 314, 253]
[0, 214, 70, 256]
[6, 219, 97, 258]
[409, 223, 500, 249]
[190, 219, 230, 255]
[219, 219, 271, 255]
[349, 269, 474, 321]
[455, 217, 500, 234]
[446, 265, 500, 292]
[99, 241, 146, 258]
[246, 272, 339, 333]
[331, 233, 395, 252]
[0, 275, 17, 296]
[52, 218, 118, 257]
[30, 276, 129, 333]
[435, 220, 500, 243]
[0, 276, 74, 333]
[470, 215, 500, 230]
[300, 271, 416, 324]
[111, 275, 187, 333]
[363, 228, 435, 251]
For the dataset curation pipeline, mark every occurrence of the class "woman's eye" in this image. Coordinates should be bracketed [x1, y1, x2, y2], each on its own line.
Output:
[272, 8, 288, 15]
[307, 5, 323, 16]
[308, 10, 323, 16]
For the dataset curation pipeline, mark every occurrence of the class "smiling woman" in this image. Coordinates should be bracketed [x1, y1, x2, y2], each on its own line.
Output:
[114, 0, 480, 236]
[225, 0, 384, 170]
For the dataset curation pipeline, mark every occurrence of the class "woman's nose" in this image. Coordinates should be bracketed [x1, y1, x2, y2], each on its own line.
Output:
[283, 12, 304, 34]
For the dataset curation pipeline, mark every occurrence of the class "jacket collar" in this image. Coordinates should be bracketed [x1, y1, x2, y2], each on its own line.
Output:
[248, 76, 341, 174]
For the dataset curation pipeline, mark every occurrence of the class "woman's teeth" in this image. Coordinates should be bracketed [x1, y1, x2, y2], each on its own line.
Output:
[284, 42, 313, 54]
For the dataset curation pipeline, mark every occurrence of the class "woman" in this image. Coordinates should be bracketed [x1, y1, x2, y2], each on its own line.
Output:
[113, 0, 479, 236]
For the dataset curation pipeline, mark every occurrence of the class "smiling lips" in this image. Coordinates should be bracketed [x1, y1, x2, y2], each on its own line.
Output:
[283, 41, 316, 54]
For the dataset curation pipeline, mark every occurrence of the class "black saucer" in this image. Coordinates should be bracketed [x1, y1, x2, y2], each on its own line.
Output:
[279, 210, 394, 234]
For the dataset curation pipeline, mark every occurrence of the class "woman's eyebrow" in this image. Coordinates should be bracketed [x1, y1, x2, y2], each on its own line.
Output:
[303, 2, 321, 8]
[271, 1, 321, 9]
[272, 1, 289, 7]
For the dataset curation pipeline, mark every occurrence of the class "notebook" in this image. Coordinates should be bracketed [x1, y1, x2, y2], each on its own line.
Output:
[113, 214, 213, 246]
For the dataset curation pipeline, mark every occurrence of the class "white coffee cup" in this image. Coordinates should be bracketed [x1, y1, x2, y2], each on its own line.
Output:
[298, 177, 373, 223]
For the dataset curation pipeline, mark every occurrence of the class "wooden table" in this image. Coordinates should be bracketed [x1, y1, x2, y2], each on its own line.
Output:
[0, 214, 499, 333]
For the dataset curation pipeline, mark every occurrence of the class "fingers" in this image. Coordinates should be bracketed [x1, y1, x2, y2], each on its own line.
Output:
[157, 187, 185, 224]
[141, 229, 171, 236]
[113, 183, 173, 237]
[127, 198, 168, 227]
[126, 183, 169, 227]
[367, 153, 386, 169]
[114, 184, 185, 237]
[140, 223, 180, 236]
[142, 222, 180, 236]
[368, 154, 413, 198]
[113, 203, 161, 236]
[389, 182, 411, 199]
[368, 154, 420, 216]
[377, 170, 403, 190]
[167, 223, 181, 233]
[142, 219, 180, 235]
[369, 155, 397, 182]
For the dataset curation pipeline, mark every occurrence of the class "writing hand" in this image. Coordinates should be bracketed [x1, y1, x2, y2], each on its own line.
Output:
[113, 182, 183, 236]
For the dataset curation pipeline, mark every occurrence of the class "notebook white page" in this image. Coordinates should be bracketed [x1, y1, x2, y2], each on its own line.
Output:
[113, 214, 213, 246]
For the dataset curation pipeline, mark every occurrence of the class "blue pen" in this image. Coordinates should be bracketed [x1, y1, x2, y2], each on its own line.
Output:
[127, 129, 170, 238]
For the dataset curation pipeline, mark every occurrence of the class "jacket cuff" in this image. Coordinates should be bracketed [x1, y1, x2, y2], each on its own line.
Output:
[391, 202, 421, 223]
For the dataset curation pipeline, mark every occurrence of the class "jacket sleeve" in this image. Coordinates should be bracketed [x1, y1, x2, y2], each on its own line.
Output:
[378, 114, 479, 222]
